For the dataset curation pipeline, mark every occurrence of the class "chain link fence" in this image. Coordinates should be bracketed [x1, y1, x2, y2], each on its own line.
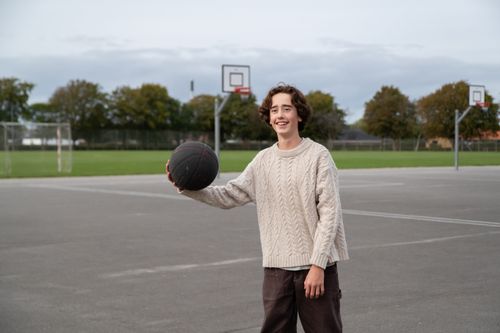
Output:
[74, 129, 213, 150]
[317, 138, 499, 152]
[72, 129, 500, 152]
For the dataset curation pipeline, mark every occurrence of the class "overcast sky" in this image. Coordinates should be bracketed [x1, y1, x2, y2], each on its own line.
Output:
[1, 0, 499, 123]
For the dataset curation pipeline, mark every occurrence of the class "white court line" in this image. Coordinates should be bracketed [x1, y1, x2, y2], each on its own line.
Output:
[26, 184, 190, 201]
[0, 177, 167, 188]
[101, 257, 260, 279]
[101, 230, 500, 279]
[25, 184, 500, 228]
[344, 209, 500, 228]
[6, 180, 401, 189]
[342, 182, 404, 189]
[0, 174, 234, 187]
[39, 179, 166, 187]
[350, 230, 500, 250]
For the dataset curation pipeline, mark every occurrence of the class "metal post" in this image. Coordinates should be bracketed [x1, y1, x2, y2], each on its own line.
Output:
[2, 122, 12, 176]
[67, 123, 73, 173]
[214, 98, 220, 164]
[454, 110, 459, 171]
[214, 94, 231, 177]
[57, 125, 62, 173]
[454, 106, 473, 171]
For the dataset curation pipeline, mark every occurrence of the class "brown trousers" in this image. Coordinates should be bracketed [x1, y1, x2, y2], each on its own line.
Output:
[261, 264, 342, 333]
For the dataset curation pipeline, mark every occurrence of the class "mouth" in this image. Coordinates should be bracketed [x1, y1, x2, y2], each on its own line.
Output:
[274, 121, 289, 127]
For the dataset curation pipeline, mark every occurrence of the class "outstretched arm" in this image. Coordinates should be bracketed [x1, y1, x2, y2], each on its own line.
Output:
[166, 158, 257, 209]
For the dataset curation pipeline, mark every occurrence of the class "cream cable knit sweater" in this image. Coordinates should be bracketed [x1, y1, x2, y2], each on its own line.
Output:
[182, 138, 349, 269]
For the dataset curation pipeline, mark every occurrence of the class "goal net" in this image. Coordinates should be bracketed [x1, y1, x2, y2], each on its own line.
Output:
[0, 122, 72, 177]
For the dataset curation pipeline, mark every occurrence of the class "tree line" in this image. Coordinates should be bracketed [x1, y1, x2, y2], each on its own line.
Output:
[1, 77, 498, 146]
[0, 78, 346, 143]
[356, 82, 498, 149]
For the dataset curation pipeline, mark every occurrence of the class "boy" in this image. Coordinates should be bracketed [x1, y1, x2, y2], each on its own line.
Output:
[167, 84, 348, 332]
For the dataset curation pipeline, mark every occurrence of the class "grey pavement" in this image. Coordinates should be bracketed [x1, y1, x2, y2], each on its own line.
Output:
[1, 166, 500, 332]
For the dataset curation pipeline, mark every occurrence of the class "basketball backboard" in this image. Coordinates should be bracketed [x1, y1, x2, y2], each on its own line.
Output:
[222, 65, 250, 93]
[469, 84, 485, 106]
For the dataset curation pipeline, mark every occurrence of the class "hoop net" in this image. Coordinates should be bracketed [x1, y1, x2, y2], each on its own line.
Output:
[235, 87, 251, 101]
[476, 102, 490, 111]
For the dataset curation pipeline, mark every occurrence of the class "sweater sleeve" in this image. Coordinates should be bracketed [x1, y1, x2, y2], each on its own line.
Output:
[180, 154, 257, 209]
[310, 150, 342, 269]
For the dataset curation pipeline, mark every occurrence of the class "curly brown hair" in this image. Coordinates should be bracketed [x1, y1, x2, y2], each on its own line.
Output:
[258, 84, 311, 132]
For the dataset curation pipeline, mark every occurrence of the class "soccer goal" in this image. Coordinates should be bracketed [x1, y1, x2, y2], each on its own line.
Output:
[0, 122, 72, 177]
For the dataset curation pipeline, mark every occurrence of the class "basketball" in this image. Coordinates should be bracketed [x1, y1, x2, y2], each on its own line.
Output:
[168, 141, 219, 191]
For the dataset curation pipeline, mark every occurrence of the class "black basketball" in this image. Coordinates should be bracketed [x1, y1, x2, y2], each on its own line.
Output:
[168, 141, 219, 191]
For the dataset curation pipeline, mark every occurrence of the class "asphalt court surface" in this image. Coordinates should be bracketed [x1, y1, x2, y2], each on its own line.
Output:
[1, 166, 500, 333]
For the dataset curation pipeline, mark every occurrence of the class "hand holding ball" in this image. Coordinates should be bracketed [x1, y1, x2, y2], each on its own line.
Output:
[167, 142, 219, 191]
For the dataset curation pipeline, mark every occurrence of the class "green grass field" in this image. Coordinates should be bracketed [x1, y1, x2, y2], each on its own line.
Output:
[1, 150, 499, 178]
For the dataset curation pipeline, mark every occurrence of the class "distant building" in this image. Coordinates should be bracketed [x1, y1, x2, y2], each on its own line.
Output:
[476, 130, 500, 140]
[425, 137, 453, 150]
[425, 131, 500, 150]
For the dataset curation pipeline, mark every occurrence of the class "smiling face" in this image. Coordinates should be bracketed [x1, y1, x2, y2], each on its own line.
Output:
[270, 93, 302, 139]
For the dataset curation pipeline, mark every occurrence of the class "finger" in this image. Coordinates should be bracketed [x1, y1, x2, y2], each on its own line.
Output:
[308, 285, 318, 299]
[166, 162, 175, 183]
[314, 288, 320, 299]
[304, 285, 311, 299]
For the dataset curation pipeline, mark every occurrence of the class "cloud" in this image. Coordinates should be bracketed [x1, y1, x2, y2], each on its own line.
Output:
[63, 35, 132, 50]
[1, 45, 499, 123]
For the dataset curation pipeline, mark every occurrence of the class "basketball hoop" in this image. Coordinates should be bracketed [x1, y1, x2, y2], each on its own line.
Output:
[476, 102, 490, 111]
[235, 87, 251, 101]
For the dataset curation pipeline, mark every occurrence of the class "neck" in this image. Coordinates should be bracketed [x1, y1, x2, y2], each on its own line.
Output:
[277, 134, 302, 150]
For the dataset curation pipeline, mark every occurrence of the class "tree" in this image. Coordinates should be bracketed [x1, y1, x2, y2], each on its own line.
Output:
[351, 118, 366, 130]
[244, 99, 274, 141]
[363, 85, 417, 150]
[26, 102, 60, 122]
[303, 91, 346, 141]
[180, 94, 216, 132]
[417, 80, 499, 140]
[219, 93, 270, 141]
[109, 83, 179, 130]
[180, 93, 271, 141]
[49, 80, 109, 136]
[0, 77, 34, 122]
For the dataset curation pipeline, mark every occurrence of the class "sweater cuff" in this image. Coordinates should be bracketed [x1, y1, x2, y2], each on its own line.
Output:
[310, 253, 329, 269]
